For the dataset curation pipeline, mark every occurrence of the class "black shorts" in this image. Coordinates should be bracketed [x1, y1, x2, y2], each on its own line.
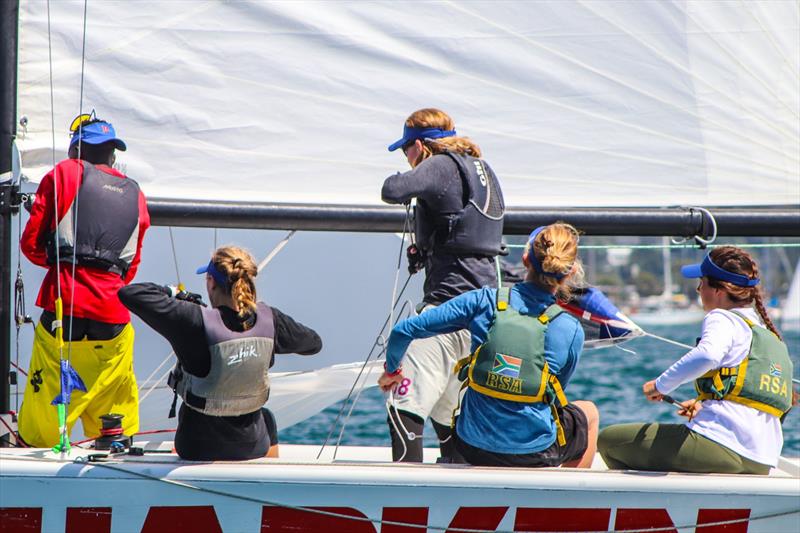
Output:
[454, 403, 589, 467]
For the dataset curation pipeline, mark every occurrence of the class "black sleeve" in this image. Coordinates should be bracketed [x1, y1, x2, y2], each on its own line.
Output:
[118, 283, 211, 376]
[381, 155, 454, 205]
[271, 306, 322, 355]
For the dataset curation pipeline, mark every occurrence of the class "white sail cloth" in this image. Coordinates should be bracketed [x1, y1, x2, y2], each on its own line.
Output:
[134, 361, 384, 437]
[16, 0, 799, 208]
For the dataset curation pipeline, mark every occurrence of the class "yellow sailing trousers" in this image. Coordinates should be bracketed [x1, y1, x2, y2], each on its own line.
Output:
[18, 322, 139, 447]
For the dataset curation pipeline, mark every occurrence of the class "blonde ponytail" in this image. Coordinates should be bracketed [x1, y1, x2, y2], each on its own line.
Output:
[525, 223, 583, 300]
[212, 246, 258, 321]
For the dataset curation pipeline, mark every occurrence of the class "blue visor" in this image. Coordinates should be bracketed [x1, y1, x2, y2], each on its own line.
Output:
[388, 126, 457, 152]
[196, 260, 229, 288]
[70, 120, 127, 151]
[526, 226, 568, 280]
[681, 254, 759, 287]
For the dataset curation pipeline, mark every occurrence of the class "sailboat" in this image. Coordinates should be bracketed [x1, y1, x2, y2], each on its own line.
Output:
[629, 237, 705, 327]
[1, 1, 799, 532]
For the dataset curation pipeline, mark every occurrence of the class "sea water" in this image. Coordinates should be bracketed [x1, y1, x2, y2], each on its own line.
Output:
[283, 325, 800, 455]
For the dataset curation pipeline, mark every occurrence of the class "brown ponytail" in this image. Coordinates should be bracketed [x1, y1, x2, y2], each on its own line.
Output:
[706, 246, 781, 339]
[211, 246, 258, 321]
[524, 222, 584, 300]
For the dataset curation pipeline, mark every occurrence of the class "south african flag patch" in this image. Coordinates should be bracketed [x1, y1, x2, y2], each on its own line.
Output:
[493, 353, 522, 378]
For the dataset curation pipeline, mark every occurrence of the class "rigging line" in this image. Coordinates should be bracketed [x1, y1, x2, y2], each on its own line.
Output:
[3, 454, 798, 533]
[576, 0, 800, 148]
[66, 0, 90, 358]
[332, 207, 413, 461]
[168, 227, 182, 288]
[332, 298, 415, 461]
[641, 331, 694, 351]
[213, 228, 217, 249]
[136, 351, 175, 394]
[677, 1, 800, 125]
[315, 273, 413, 460]
[739, 0, 800, 83]
[138, 363, 174, 404]
[44, 0, 70, 442]
[14, 207, 23, 411]
[444, 0, 800, 153]
[257, 230, 296, 273]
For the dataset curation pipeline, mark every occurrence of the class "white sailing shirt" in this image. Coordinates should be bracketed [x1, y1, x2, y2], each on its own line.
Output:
[655, 307, 783, 467]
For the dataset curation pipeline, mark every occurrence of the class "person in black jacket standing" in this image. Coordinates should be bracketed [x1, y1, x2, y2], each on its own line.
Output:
[378, 108, 505, 462]
[119, 245, 321, 460]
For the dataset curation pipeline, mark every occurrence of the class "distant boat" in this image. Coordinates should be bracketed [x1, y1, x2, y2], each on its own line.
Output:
[782, 260, 800, 332]
[629, 238, 705, 326]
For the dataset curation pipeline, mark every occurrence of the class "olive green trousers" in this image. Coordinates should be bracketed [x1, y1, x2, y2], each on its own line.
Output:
[598, 423, 771, 475]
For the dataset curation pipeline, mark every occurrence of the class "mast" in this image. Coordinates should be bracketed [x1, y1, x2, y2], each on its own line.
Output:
[0, 0, 19, 417]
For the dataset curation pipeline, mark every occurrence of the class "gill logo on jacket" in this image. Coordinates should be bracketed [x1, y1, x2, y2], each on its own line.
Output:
[227, 344, 259, 366]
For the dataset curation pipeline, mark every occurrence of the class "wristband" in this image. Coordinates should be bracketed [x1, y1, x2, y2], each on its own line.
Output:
[383, 362, 402, 377]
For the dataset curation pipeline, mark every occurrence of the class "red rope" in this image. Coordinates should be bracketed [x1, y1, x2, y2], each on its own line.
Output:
[10, 361, 27, 376]
[72, 428, 176, 447]
[0, 413, 28, 448]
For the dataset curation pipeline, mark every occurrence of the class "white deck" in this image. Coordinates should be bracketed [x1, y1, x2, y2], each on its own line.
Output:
[1, 444, 799, 532]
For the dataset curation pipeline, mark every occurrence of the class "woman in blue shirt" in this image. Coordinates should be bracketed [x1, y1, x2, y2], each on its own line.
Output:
[379, 223, 598, 467]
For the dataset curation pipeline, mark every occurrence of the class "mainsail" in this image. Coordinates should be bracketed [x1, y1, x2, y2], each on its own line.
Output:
[14, 1, 800, 208]
[5, 1, 799, 434]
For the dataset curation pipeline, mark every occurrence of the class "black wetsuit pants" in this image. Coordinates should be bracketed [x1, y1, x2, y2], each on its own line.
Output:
[387, 407, 465, 463]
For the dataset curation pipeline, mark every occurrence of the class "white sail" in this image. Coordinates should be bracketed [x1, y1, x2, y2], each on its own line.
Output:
[135, 361, 385, 437]
[16, 0, 799, 207]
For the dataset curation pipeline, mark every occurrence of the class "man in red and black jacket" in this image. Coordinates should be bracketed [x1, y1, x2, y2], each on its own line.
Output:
[18, 116, 150, 447]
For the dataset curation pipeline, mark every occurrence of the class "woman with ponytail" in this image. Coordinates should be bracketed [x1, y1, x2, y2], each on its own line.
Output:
[599, 246, 794, 474]
[119, 245, 321, 460]
[381, 223, 599, 467]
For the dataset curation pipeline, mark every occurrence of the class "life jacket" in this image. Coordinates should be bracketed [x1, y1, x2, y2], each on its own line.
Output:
[694, 310, 793, 418]
[454, 286, 570, 445]
[169, 303, 275, 417]
[46, 162, 141, 278]
[414, 152, 505, 256]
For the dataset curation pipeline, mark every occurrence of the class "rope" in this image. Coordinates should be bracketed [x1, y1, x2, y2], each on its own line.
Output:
[257, 230, 296, 272]
[315, 274, 412, 460]
[331, 205, 414, 460]
[45, 0, 70, 453]
[318, 205, 415, 460]
[137, 361, 175, 404]
[168, 227, 182, 289]
[137, 351, 175, 394]
[641, 332, 693, 351]
[0, 453, 797, 533]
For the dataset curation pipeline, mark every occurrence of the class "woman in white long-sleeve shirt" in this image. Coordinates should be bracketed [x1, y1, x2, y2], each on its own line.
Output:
[599, 246, 794, 474]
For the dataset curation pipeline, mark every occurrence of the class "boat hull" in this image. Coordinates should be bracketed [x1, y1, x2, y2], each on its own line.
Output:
[2, 446, 798, 532]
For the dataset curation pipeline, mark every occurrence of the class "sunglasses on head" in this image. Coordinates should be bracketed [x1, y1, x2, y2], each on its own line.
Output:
[69, 110, 99, 133]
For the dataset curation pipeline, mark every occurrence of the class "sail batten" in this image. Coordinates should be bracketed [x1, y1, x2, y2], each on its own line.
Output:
[16, 0, 799, 208]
